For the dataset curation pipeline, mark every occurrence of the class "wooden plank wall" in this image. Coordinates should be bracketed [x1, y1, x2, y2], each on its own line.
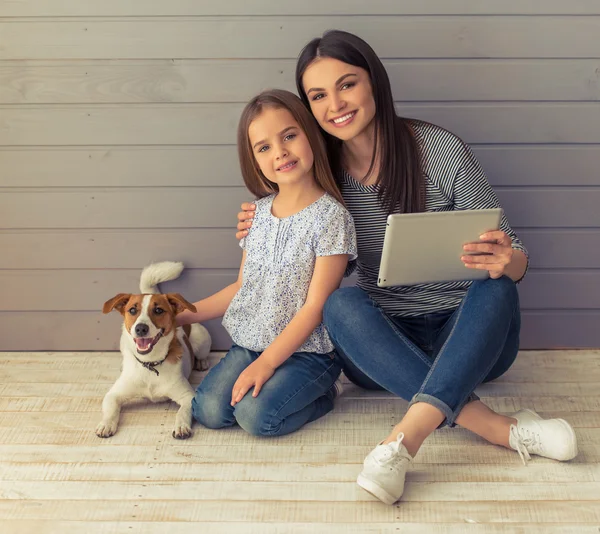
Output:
[1, 1, 599, 350]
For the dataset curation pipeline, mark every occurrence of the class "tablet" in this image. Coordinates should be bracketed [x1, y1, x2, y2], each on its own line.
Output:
[377, 208, 503, 287]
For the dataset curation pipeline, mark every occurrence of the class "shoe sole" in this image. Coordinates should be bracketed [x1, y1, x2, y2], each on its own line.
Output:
[357, 474, 399, 505]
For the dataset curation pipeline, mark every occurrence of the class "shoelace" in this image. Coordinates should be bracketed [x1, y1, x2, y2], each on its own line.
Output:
[373, 433, 408, 467]
[510, 425, 542, 466]
[373, 445, 396, 466]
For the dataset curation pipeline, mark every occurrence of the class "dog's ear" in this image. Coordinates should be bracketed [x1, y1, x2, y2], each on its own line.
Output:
[166, 293, 197, 315]
[102, 293, 132, 315]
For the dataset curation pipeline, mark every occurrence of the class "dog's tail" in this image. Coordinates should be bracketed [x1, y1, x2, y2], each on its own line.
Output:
[139, 261, 184, 294]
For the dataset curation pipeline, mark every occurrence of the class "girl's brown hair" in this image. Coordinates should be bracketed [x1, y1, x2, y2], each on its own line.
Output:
[237, 89, 344, 206]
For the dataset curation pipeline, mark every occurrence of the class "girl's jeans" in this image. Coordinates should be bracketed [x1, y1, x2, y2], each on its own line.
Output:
[323, 276, 520, 427]
[192, 345, 342, 436]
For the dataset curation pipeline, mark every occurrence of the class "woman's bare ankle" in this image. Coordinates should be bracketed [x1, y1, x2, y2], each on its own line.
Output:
[382, 403, 445, 456]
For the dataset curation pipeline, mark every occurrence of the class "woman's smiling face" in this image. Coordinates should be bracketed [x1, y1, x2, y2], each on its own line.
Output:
[301, 57, 376, 142]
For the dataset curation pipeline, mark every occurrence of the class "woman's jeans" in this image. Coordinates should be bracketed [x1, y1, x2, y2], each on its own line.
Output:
[192, 345, 342, 437]
[323, 276, 520, 427]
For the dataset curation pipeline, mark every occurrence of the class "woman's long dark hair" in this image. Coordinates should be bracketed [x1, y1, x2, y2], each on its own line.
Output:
[296, 30, 425, 214]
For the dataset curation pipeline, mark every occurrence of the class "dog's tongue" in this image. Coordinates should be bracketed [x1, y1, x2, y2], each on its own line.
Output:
[136, 338, 152, 350]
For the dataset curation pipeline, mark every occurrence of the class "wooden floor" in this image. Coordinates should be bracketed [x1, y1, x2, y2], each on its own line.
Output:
[0, 350, 599, 534]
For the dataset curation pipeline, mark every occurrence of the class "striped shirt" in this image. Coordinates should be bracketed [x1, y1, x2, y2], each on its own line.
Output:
[340, 119, 529, 317]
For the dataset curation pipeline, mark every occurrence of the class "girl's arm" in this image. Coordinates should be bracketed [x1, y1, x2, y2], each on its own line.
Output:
[230, 253, 349, 405]
[260, 254, 349, 368]
[177, 250, 246, 326]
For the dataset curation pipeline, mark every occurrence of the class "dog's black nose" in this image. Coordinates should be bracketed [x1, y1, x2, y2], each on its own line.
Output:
[135, 323, 149, 337]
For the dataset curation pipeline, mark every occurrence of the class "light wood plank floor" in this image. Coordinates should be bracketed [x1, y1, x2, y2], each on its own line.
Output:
[0, 350, 599, 534]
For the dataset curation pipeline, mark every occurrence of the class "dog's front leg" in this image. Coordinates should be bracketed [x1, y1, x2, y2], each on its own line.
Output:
[170, 381, 196, 439]
[96, 378, 135, 438]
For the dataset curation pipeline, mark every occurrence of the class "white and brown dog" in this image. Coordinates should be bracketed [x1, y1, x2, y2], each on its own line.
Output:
[97, 261, 211, 439]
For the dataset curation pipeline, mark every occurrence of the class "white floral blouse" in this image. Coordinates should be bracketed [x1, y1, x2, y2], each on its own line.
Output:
[222, 193, 357, 354]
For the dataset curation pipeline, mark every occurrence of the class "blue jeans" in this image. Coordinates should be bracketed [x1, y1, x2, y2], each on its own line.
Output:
[323, 276, 520, 427]
[191, 345, 342, 437]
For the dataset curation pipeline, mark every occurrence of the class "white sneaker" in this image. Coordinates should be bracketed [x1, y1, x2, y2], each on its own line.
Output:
[357, 432, 413, 505]
[509, 408, 578, 464]
[332, 378, 344, 399]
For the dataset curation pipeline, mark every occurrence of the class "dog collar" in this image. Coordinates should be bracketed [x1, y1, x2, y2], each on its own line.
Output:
[134, 355, 168, 376]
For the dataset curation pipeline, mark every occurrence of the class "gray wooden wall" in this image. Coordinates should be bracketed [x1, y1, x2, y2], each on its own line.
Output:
[1, 1, 599, 351]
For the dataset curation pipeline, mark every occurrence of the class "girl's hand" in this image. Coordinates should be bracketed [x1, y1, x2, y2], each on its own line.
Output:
[230, 359, 275, 406]
[461, 230, 514, 279]
[236, 202, 256, 240]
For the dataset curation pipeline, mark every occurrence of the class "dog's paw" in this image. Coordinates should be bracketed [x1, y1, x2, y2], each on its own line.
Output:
[194, 358, 210, 372]
[95, 420, 118, 438]
[172, 424, 193, 440]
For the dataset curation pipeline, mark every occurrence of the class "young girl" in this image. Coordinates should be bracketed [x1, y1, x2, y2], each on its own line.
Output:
[177, 89, 357, 437]
[237, 31, 578, 503]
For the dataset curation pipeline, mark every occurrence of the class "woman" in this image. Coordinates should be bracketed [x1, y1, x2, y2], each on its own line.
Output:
[236, 30, 577, 505]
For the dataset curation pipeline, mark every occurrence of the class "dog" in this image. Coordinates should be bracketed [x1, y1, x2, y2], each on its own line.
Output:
[97, 261, 211, 439]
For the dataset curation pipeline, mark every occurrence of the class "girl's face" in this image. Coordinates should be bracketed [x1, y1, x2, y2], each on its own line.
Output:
[248, 107, 314, 188]
[301, 57, 376, 142]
